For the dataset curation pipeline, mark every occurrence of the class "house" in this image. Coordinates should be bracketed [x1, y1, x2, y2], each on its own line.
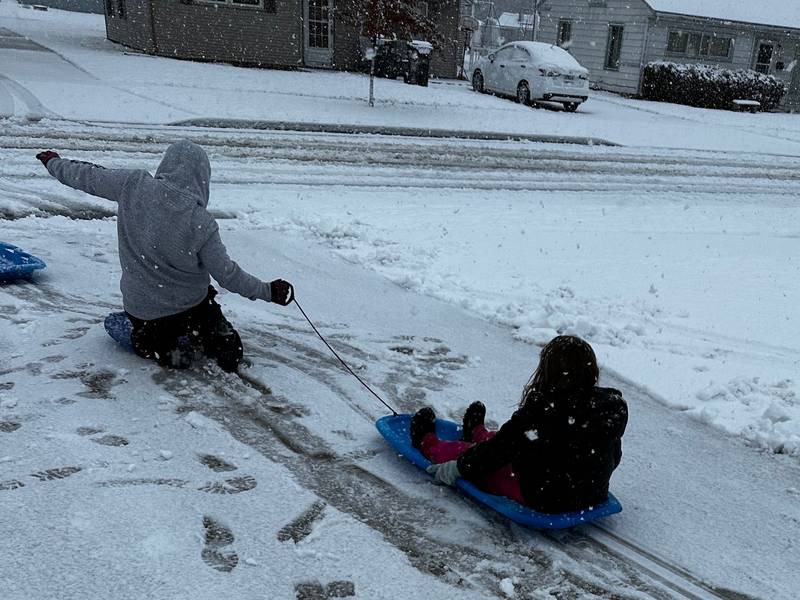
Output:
[103, 0, 461, 78]
[26, 0, 103, 12]
[497, 11, 535, 44]
[536, 0, 800, 110]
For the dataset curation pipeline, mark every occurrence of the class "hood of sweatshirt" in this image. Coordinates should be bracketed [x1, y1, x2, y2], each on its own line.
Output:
[155, 141, 211, 207]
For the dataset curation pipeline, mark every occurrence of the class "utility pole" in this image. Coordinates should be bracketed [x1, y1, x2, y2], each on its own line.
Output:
[532, 0, 544, 42]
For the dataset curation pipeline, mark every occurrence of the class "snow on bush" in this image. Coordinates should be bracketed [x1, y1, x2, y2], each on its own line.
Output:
[641, 61, 786, 111]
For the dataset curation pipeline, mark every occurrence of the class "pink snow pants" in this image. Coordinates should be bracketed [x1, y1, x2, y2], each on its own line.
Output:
[420, 425, 525, 504]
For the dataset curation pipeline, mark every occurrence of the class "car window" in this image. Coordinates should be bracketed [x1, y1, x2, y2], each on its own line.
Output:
[494, 48, 514, 61]
[510, 47, 530, 61]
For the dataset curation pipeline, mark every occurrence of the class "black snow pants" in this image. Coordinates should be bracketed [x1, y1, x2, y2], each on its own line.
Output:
[128, 286, 243, 373]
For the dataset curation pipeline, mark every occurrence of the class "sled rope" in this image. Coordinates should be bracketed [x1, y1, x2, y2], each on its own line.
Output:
[293, 298, 399, 416]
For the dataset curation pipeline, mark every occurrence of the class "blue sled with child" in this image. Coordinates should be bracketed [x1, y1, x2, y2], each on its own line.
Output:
[378, 336, 627, 530]
[377, 414, 622, 530]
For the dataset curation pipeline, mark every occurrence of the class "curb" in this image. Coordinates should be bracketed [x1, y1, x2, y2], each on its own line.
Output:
[169, 118, 620, 146]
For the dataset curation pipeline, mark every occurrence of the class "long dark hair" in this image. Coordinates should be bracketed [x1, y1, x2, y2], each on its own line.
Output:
[520, 335, 599, 407]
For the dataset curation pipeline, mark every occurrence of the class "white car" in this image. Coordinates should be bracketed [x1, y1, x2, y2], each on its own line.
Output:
[472, 41, 590, 112]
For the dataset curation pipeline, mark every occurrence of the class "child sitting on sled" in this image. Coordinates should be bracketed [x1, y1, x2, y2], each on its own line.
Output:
[36, 142, 293, 373]
[411, 335, 628, 513]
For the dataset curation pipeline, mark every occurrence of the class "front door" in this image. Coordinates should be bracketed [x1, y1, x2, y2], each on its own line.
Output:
[754, 40, 775, 74]
[304, 0, 333, 67]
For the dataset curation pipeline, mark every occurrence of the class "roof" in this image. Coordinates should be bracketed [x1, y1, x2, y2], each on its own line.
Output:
[643, 1, 800, 30]
[497, 12, 535, 29]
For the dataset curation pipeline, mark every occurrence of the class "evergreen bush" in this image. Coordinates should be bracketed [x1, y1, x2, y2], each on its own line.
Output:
[641, 61, 785, 111]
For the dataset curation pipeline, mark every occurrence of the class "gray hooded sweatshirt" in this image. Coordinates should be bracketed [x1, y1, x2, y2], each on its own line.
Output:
[47, 141, 272, 320]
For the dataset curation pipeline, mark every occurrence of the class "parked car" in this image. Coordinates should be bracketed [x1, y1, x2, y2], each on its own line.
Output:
[471, 42, 590, 111]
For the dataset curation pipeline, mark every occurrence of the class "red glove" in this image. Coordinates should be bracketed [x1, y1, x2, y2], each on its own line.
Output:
[269, 279, 294, 306]
[36, 151, 60, 167]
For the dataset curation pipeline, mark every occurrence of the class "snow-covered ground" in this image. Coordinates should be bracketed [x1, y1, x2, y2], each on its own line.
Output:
[2, 5, 800, 600]
[5, 2, 800, 153]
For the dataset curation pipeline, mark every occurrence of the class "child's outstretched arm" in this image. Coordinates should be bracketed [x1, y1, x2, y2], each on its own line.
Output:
[37, 151, 138, 202]
[198, 228, 293, 306]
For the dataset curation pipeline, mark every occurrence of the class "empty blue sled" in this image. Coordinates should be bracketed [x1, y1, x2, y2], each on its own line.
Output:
[376, 414, 622, 530]
[0, 242, 46, 282]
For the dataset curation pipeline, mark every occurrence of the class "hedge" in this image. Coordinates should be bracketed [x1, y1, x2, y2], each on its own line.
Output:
[641, 61, 785, 111]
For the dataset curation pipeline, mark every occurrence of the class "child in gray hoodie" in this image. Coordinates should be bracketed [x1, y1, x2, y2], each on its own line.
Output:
[37, 141, 293, 373]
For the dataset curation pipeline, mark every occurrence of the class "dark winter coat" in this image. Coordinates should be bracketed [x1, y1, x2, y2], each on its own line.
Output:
[457, 386, 628, 513]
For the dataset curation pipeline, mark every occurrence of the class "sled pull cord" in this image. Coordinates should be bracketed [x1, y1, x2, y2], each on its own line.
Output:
[293, 298, 399, 416]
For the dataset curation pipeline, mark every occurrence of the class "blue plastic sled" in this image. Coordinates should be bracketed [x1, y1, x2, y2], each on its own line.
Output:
[376, 414, 622, 530]
[105, 312, 135, 352]
[0, 242, 46, 282]
[105, 311, 195, 356]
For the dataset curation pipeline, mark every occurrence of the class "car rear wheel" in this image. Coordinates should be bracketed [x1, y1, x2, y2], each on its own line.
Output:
[472, 70, 485, 93]
[563, 102, 580, 112]
[516, 82, 531, 106]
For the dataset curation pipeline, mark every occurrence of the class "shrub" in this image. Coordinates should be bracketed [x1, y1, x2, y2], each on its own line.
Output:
[641, 61, 785, 111]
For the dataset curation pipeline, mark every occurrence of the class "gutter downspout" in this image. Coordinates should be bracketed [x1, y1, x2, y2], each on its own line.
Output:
[637, 12, 654, 96]
[148, 0, 159, 55]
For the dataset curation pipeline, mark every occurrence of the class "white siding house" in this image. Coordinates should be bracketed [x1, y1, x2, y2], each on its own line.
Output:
[536, 0, 800, 110]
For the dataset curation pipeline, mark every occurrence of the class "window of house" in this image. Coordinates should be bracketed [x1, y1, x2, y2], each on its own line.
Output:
[196, 0, 276, 12]
[557, 20, 572, 47]
[605, 24, 623, 70]
[415, 1, 428, 18]
[667, 30, 733, 59]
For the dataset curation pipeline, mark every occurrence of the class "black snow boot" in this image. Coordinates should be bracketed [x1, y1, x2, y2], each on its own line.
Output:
[461, 401, 486, 442]
[410, 407, 436, 449]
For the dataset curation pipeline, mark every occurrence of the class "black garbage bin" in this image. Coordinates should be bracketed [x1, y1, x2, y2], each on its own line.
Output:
[365, 38, 432, 87]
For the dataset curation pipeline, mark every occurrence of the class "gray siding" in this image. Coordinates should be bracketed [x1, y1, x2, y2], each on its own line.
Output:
[539, 0, 654, 94]
[333, 18, 361, 71]
[645, 15, 800, 108]
[149, 1, 302, 68]
[105, 0, 156, 54]
[644, 16, 756, 70]
[34, 0, 103, 13]
[429, 0, 460, 78]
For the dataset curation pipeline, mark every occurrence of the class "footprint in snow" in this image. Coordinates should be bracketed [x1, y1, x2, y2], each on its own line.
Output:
[91, 434, 129, 447]
[30, 466, 82, 482]
[0, 480, 26, 491]
[0, 421, 21, 433]
[1, 467, 82, 492]
[278, 500, 327, 544]
[295, 581, 356, 599]
[95, 475, 258, 495]
[76, 426, 104, 436]
[198, 476, 257, 495]
[201, 516, 238, 573]
[198, 454, 238, 473]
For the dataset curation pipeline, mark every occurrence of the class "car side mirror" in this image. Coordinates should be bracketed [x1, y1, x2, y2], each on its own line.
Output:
[488, 54, 495, 62]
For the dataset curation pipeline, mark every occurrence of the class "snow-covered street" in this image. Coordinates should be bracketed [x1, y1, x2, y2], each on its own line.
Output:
[2, 4, 799, 600]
